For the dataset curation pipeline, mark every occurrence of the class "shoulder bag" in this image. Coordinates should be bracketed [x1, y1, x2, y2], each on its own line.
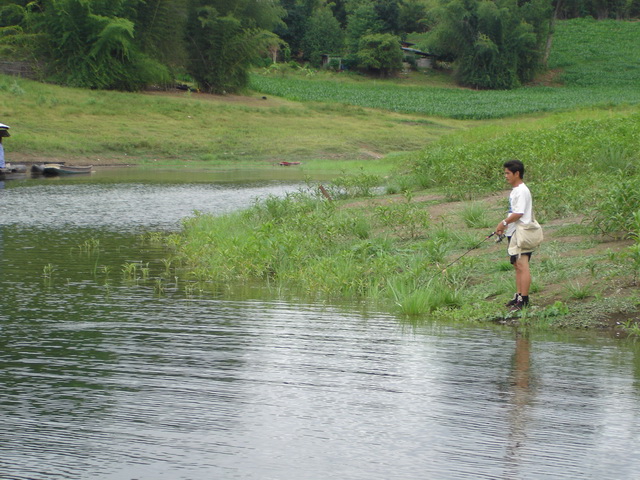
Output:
[514, 214, 543, 251]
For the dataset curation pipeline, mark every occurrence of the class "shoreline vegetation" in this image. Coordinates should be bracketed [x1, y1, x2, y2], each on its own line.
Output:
[2, 18, 640, 333]
[161, 109, 640, 333]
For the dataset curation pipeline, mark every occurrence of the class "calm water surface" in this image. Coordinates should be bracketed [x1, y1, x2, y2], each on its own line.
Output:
[0, 169, 639, 480]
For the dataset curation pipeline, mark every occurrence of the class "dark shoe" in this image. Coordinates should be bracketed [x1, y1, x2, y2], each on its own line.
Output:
[509, 301, 524, 312]
[505, 294, 521, 307]
[509, 297, 530, 312]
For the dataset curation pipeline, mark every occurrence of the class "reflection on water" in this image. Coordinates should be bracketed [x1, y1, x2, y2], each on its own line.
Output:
[0, 167, 307, 231]
[0, 170, 639, 480]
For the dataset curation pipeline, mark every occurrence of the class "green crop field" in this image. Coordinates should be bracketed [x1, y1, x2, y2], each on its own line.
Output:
[250, 19, 640, 120]
[549, 18, 640, 87]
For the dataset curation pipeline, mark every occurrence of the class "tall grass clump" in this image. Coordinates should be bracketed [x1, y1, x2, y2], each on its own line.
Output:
[171, 191, 389, 290]
[168, 184, 454, 302]
[460, 202, 492, 229]
[624, 211, 640, 285]
[389, 278, 462, 316]
[589, 176, 640, 238]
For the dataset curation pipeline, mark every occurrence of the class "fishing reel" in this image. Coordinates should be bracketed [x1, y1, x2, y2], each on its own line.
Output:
[495, 233, 506, 243]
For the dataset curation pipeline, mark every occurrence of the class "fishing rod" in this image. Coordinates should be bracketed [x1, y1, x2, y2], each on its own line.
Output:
[394, 231, 504, 297]
[439, 231, 504, 274]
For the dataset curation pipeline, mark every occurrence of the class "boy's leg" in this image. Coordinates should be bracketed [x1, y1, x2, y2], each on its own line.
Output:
[514, 256, 530, 296]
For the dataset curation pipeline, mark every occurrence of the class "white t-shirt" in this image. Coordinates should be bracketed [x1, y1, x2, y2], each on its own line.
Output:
[507, 183, 532, 237]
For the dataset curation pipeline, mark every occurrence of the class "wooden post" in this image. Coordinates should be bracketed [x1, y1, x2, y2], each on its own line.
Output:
[319, 185, 333, 201]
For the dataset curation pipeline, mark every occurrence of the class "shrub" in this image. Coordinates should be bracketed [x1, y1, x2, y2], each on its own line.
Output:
[356, 33, 403, 77]
[36, 0, 170, 91]
[589, 176, 640, 238]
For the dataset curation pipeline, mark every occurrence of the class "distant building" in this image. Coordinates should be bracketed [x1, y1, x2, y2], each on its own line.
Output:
[321, 42, 438, 71]
[400, 41, 438, 70]
[321, 54, 344, 70]
[0, 61, 41, 79]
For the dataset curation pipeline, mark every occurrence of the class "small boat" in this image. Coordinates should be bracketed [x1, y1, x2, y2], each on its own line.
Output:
[31, 162, 67, 175]
[0, 163, 27, 180]
[33, 163, 93, 177]
[278, 161, 301, 166]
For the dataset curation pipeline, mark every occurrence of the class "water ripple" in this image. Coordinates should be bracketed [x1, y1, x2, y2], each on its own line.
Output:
[1, 176, 639, 479]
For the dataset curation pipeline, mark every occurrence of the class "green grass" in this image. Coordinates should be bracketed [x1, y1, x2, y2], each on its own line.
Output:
[166, 103, 640, 327]
[3, 17, 640, 329]
[460, 202, 492, 229]
[407, 111, 640, 221]
[548, 18, 640, 87]
[251, 74, 640, 119]
[0, 75, 465, 165]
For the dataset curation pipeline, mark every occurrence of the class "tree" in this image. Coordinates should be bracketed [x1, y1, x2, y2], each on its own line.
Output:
[0, 3, 26, 27]
[301, 4, 344, 65]
[426, 0, 549, 89]
[356, 32, 403, 75]
[372, 0, 401, 33]
[133, 0, 188, 68]
[185, 0, 285, 93]
[398, 0, 431, 33]
[35, 0, 170, 90]
[345, 0, 384, 51]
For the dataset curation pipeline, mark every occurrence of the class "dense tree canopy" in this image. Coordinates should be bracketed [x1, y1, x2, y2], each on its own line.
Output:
[185, 0, 284, 93]
[0, 0, 636, 91]
[301, 4, 344, 66]
[426, 0, 549, 88]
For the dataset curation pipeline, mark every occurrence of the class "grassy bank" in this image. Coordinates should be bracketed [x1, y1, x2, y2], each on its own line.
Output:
[0, 75, 471, 167]
[3, 18, 640, 332]
[164, 109, 640, 331]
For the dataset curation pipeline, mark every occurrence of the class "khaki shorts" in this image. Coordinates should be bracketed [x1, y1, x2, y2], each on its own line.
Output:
[507, 236, 532, 265]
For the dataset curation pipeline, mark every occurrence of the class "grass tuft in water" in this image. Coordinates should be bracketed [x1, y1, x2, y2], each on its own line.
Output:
[388, 278, 462, 316]
[42, 263, 56, 278]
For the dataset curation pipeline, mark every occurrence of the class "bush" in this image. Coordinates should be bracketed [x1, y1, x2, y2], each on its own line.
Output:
[589, 176, 640, 238]
[426, 0, 548, 89]
[356, 33, 403, 77]
[36, 0, 169, 91]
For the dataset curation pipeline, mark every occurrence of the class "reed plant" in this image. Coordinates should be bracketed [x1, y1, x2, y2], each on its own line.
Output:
[374, 195, 430, 240]
[77, 237, 100, 254]
[564, 282, 595, 300]
[42, 263, 56, 278]
[388, 278, 462, 317]
[460, 203, 492, 229]
[121, 262, 139, 281]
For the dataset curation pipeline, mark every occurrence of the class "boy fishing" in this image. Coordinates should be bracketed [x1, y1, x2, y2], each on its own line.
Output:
[495, 160, 534, 311]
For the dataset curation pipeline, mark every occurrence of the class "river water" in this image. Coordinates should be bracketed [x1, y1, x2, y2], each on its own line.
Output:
[1, 169, 639, 480]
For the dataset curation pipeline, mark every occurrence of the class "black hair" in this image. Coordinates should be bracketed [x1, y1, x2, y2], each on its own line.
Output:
[503, 159, 525, 179]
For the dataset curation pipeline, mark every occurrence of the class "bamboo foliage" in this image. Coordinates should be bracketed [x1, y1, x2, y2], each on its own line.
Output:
[36, 0, 170, 90]
[185, 0, 285, 93]
[134, 0, 188, 66]
[427, 0, 548, 89]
